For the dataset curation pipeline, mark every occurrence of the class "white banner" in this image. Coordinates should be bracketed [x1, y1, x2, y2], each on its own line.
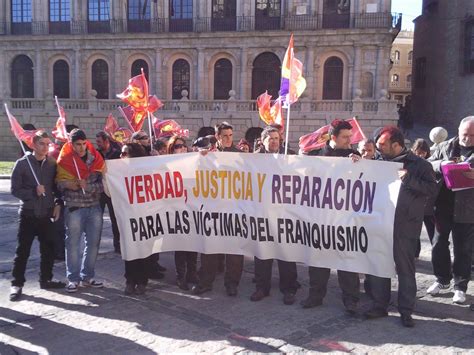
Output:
[106, 152, 401, 278]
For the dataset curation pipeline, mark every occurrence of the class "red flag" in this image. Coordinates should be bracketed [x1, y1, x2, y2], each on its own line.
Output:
[153, 117, 189, 139]
[299, 117, 366, 153]
[256, 91, 283, 127]
[117, 69, 163, 114]
[118, 105, 147, 132]
[52, 97, 69, 142]
[5, 104, 38, 149]
[104, 114, 133, 143]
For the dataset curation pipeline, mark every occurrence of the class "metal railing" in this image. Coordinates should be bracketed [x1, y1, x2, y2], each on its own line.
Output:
[0, 13, 401, 36]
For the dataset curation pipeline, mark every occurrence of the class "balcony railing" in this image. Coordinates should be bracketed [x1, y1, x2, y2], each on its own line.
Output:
[0, 13, 402, 36]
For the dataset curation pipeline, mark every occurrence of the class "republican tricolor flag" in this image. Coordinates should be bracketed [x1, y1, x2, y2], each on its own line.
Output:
[280, 34, 306, 106]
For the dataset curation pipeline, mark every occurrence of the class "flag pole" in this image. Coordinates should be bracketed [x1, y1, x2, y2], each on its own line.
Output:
[147, 110, 154, 146]
[4, 103, 45, 196]
[117, 106, 137, 132]
[284, 102, 291, 155]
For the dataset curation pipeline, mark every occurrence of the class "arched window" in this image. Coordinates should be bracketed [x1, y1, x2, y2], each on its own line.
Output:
[393, 50, 401, 62]
[408, 51, 413, 63]
[128, 0, 150, 32]
[11, 55, 34, 98]
[53, 60, 70, 98]
[49, 0, 71, 34]
[251, 52, 281, 99]
[11, 0, 32, 35]
[92, 59, 109, 99]
[212, 0, 236, 31]
[214, 59, 232, 99]
[169, 0, 193, 32]
[322, 56, 343, 100]
[131, 59, 149, 82]
[255, 0, 281, 30]
[391, 74, 399, 82]
[360, 72, 373, 98]
[172, 59, 190, 99]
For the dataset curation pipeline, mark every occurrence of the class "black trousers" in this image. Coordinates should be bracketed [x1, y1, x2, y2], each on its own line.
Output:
[100, 193, 120, 251]
[431, 211, 474, 291]
[11, 214, 56, 287]
[53, 206, 66, 258]
[254, 257, 298, 294]
[124, 258, 149, 286]
[175, 251, 197, 279]
[415, 215, 436, 257]
[368, 236, 418, 315]
[198, 253, 243, 288]
[307, 267, 360, 308]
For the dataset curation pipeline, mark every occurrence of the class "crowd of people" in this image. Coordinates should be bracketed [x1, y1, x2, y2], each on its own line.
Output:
[8, 115, 474, 328]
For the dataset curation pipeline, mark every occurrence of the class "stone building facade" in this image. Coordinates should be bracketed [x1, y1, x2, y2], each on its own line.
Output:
[0, 0, 400, 160]
[388, 30, 412, 106]
[412, 0, 474, 128]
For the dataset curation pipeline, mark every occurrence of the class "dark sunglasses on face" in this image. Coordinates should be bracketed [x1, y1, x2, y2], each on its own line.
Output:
[174, 144, 186, 149]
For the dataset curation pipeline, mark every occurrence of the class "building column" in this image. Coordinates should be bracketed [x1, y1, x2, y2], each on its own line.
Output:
[374, 45, 388, 98]
[113, 49, 122, 99]
[352, 46, 362, 98]
[239, 48, 248, 99]
[155, 48, 163, 98]
[34, 50, 43, 99]
[196, 49, 205, 100]
[0, 51, 6, 98]
[305, 47, 315, 99]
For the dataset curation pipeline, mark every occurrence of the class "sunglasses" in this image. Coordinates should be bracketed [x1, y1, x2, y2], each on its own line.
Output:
[174, 144, 187, 149]
[138, 136, 149, 140]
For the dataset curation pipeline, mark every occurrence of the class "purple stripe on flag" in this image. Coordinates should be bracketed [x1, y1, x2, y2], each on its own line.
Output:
[280, 78, 289, 96]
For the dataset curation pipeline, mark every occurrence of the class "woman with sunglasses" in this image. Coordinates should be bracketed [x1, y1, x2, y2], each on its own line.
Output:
[167, 136, 199, 290]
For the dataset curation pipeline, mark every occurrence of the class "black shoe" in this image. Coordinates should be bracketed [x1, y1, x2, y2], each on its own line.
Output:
[400, 314, 415, 328]
[185, 272, 199, 284]
[470, 304, 474, 311]
[124, 283, 135, 295]
[191, 285, 212, 295]
[114, 247, 121, 254]
[226, 284, 238, 297]
[364, 308, 388, 319]
[300, 297, 323, 309]
[176, 278, 189, 291]
[148, 271, 165, 280]
[283, 292, 296, 305]
[135, 284, 146, 295]
[156, 263, 167, 272]
[10, 286, 22, 301]
[40, 280, 66, 289]
[250, 289, 269, 302]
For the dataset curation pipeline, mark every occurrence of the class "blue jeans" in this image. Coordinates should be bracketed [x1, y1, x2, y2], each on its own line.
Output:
[65, 205, 103, 282]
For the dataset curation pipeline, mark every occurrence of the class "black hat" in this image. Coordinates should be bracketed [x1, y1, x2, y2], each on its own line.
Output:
[192, 137, 211, 149]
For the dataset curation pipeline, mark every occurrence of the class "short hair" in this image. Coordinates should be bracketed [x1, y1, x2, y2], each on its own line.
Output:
[460, 116, 474, 126]
[167, 135, 186, 154]
[261, 126, 280, 142]
[153, 139, 166, 151]
[358, 139, 375, 149]
[123, 143, 147, 158]
[33, 130, 49, 144]
[329, 119, 353, 138]
[377, 126, 405, 147]
[95, 131, 111, 141]
[66, 124, 79, 133]
[412, 138, 431, 158]
[70, 128, 87, 143]
[215, 121, 233, 136]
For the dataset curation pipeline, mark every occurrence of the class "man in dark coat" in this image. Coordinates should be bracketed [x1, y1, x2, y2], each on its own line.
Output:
[365, 126, 437, 327]
[301, 119, 362, 315]
[426, 116, 474, 304]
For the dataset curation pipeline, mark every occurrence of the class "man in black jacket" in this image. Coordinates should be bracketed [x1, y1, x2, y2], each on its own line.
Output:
[365, 126, 437, 327]
[10, 131, 65, 301]
[192, 122, 244, 296]
[301, 119, 361, 315]
[250, 126, 299, 305]
[426, 116, 474, 304]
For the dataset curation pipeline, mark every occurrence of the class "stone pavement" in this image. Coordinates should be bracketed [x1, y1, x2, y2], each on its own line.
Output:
[0, 179, 473, 354]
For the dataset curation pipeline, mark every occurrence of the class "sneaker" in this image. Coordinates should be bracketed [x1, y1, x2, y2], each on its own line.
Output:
[10, 286, 22, 301]
[80, 279, 103, 288]
[66, 282, 78, 293]
[453, 290, 466, 304]
[426, 281, 450, 295]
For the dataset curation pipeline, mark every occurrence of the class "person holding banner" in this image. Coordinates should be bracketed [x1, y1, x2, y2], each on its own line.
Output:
[191, 122, 244, 296]
[426, 116, 474, 305]
[250, 126, 299, 305]
[365, 126, 437, 327]
[168, 136, 199, 291]
[301, 119, 361, 315]
[10, 131, 66, 301]
[56, 129, 106, 293]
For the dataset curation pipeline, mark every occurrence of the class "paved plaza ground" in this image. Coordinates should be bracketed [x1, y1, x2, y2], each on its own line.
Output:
[0, 179, 473, 354]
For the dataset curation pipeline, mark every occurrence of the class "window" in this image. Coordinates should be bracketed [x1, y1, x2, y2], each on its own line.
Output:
[212, 0, 236, 31]
[464, 20, 474, 74]
[172, 59, 190, 99]
[393, 50, 400, 62]
[408, 51, 413, 64]
[391, 74, 399, 82]
[406, 74, 412, 88]
[92, 59, 109, 99]
[214, 59, 232, 99]
[255, 0, 281, 30]
[360, 72, 373, 98]
[128, 0, 150, 20]
[11, 0, 32, 23]
[170, 0, 193, 19]
[131, 59, 149, 82]
[251, 52, 281, 99]
[11, 55, 34, 98]
[49, 0, 70, 21]
[88, 0, 109, 21]
[415, 57, 426, 88]
[322, 0, 350, 29]
[53, 60, 70, 98]
[322, 56, 343, 100]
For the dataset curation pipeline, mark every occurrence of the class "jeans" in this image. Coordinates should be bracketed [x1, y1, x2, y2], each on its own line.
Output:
[11, 214, 56, 287]
[65, 205, 103, 283]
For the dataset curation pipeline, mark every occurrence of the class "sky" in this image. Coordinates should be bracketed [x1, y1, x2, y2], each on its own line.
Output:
[391, 0, 423, 30]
